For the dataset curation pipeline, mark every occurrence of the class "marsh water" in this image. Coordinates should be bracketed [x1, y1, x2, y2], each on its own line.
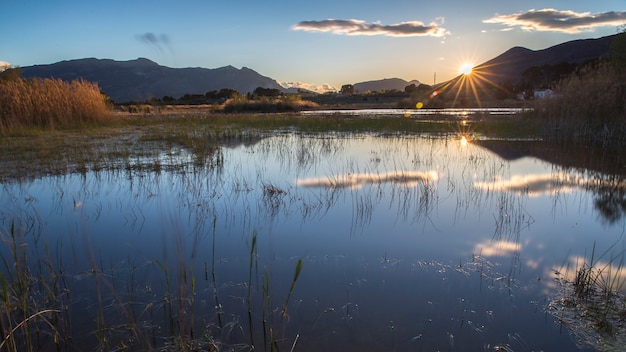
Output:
[1, 128, 625, 351]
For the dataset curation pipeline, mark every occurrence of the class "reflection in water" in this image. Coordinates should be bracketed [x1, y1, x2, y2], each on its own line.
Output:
[474, 240, 521, 257]
[296, 170, 438, 189]
[474, 173, 580, 196]
[547, 249, 626, 351]
[474, 170, 626, 224]
[1, 132, 625, 351]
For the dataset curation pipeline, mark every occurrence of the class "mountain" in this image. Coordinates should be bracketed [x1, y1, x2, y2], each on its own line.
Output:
[473, 34, 616, 85]
[354, 78, 422, 93]
[20, 58, 286, 103]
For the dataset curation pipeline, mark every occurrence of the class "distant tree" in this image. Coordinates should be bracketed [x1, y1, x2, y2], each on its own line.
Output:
[404, 84, 417, 94]
[340, 84, 354, 95]
[180, 93, 205, 102]
[253, 87, 282, 97]
[217, 88, 239, 99]
[0, 67, 21, 81]
[205, 90, 219, 99]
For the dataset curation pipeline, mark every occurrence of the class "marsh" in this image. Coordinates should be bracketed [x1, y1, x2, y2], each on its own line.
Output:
[1, 119, 624, 351]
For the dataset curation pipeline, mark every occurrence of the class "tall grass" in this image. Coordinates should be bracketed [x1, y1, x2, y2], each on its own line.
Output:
[530, 61, 626, 146]
[0, 78, 111, 132]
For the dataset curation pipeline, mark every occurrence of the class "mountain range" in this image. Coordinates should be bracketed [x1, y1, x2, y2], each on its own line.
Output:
[19, 34, 617, 103]
[21, 58, 286, 103]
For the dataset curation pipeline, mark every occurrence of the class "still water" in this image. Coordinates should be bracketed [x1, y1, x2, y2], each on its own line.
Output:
[1, 131, 624, 351]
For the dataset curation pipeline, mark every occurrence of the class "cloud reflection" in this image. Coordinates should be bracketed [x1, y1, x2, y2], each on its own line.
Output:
[474, 173, 579, 196]
[545, 255, 626, 294]
[296, 170, 438, 189]
[475, 240, 521, 257]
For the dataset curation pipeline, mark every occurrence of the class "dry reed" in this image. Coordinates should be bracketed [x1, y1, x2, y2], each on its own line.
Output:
[531, 61, 626, 145]
[0, 78, 111, 132]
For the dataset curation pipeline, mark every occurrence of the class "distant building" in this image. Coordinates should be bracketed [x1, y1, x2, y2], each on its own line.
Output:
[533, 89, 554, 99]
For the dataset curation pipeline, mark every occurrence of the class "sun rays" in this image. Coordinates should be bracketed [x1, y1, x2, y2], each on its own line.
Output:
[432, 60, 516, 108]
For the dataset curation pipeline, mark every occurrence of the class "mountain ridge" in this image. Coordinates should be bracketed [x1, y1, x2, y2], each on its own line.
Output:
[17, 34, 617, 103]
[474, 34, 616, 84]
[21, 58, 285, 103]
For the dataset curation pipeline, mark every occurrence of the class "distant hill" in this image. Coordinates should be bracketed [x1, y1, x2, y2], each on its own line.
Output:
[354, 78, 421, 93]
[17, 34, 617, 104]
[473, 34, 616, 85]
[21, 58, 285, 103]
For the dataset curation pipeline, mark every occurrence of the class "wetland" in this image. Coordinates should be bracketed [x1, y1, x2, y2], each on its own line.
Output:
[0, 113, 625, 351]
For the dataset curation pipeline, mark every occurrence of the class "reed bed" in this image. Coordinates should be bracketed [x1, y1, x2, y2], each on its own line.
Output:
[529, 61, 626, 147]
[0, 78, 111, 132]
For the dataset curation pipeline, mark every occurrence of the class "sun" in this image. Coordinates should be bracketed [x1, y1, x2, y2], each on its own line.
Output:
[459, 63, 474, 75]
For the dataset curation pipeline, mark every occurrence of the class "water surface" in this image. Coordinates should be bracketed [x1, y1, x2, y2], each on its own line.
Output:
[1, 131, 624, 351]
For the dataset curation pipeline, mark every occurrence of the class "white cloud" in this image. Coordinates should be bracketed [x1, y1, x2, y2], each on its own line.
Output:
[0, 61, 11, 72]
[281, 81, 338, 93]
[484, 8, 626, 33]
[293, 18, 448, 37]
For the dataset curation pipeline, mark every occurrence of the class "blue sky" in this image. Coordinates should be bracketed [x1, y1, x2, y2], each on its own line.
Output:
[1, 1, 625, 92]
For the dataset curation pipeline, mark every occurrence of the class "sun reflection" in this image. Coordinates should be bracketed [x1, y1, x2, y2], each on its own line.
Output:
[460, 136, 468, 147]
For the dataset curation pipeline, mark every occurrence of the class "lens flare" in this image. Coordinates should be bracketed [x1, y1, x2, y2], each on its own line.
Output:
[459, 63, 473, 75]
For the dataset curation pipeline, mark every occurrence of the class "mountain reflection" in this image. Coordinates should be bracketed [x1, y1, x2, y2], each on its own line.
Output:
[296, 170, 438, 189]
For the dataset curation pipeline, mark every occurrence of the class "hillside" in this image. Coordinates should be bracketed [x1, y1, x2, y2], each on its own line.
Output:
[20, 58, 285, 103]
[473, 34, 616, 85]
[354, 78, 421, 93]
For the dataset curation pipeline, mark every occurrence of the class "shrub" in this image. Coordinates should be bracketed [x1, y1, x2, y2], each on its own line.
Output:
[223, 95, 319, 113]
[0, 78, 112, 132]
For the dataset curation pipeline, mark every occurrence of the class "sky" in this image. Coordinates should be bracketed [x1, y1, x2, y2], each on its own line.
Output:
[1, 1, 625, 92]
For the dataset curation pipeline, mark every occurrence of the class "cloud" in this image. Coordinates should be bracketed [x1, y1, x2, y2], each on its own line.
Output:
[292, 18, 448, 37]
[0, 61, 11, 72]
[280, 81, 338, 93]
[137, 32, 172, 53]
[483, 8, 626, 33]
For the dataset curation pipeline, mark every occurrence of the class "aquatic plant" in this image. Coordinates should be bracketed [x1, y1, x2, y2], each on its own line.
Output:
[548, 241, 626, 351]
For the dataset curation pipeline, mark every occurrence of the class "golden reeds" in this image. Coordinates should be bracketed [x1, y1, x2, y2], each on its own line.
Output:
[0, 78, 111, 132]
